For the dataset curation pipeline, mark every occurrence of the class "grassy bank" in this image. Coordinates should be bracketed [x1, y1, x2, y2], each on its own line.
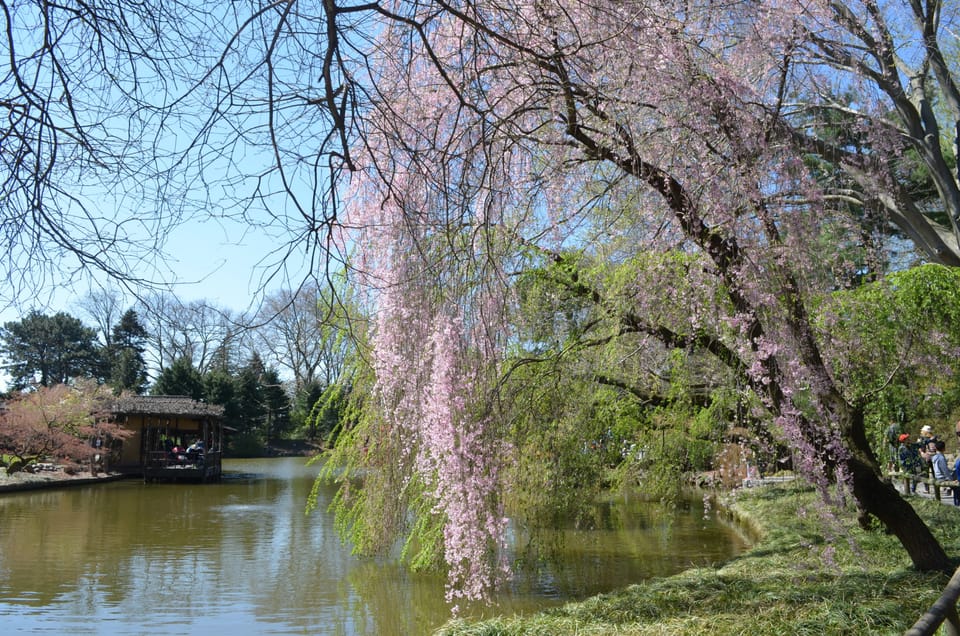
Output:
[438, 483, 960, 635]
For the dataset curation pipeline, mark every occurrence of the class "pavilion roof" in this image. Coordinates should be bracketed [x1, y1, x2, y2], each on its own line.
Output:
[109, 395, 224, 419]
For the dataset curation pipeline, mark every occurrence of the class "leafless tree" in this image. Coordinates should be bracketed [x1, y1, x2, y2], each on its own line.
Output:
[250, 280, 353, 390]
[0, 0, 197, 308]
[138, 293, 245, 375]
[76, 287, 126, 347]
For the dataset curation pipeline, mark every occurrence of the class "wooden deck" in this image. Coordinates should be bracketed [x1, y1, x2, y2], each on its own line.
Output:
[143, 451, 222, 482]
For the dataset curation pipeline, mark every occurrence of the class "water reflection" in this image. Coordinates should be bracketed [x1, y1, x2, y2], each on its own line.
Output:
[0, 457, 747, 635]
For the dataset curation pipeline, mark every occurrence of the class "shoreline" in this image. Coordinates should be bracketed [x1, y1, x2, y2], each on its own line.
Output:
[0, 469, 129, 494]
[438, 482, 956, 635]
[0, 439, 324, 494]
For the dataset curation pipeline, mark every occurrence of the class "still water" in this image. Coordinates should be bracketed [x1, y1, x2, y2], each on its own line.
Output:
[0, 457, 748, 635]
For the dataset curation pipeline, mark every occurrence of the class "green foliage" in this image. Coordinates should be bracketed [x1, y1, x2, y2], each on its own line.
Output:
[108, 348, 149, 395]
[689, 400, 729, 442]
[260, 367, 291, 442]
[401, 485, 448, 573]
[233, 354, 266, 437]
[203, 369, 240, 422]
[821, 264, 960, 451]
[105, 309, 149, 394]
[500, 356, 645, 532]
[591, 387, 645, 447]
[229, 432, 264, 457]
[508, 248, 747, 511]
[199, 353, 291, 450]
[313, 355, 418, 559]
[627, 410, 716, 504]
[514, 249, 595, 350]
[151, 356, 204, 399]
[0, 453, 33, 474]
[306, 380, 350, 444]
[310, 345, 454, 577]
[290, 379, 325, 437]
[0, 310, 101, 389]
[508, 255, 960, 518]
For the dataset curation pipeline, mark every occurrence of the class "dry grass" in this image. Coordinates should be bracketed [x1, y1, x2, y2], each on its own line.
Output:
[437, 483, 960, 635]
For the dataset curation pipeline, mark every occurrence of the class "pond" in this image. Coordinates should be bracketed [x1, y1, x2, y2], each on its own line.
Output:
[0, 457, 749, 635]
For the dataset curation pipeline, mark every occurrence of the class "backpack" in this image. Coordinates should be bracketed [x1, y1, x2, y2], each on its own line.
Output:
[886, 424, 901, 447]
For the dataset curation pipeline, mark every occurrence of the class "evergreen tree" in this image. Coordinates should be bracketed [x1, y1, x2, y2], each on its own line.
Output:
[0, 311, 101, 389]
[151, 357, 203, 400]
[203, 369, 241, 425]
[234, 353, 266, 438]
[290, 379, 325, 438]
[260, 367, 291, 443]
[106, 309, 149, 394]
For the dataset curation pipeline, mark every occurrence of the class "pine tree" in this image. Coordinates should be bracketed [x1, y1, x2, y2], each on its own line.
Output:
[106, 309, 149, 394]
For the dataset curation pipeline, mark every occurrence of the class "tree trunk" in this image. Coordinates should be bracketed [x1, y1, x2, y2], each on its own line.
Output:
[848, 456, 952, 572]
[840, 401, 952, 572]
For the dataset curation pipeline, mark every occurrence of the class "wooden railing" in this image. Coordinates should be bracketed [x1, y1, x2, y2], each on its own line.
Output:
[887, 471, 960, 635]
[905, 564, 960, 636]
[887, 471, 959, 503]
[146, 450, 219, 471]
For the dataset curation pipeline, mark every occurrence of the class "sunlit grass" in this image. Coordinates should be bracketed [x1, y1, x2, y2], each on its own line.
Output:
[437, 483, 960, 635]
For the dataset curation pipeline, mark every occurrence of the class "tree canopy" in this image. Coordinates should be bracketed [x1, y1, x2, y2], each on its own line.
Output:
[0, 381, 131, 473]
[4, 0, 960, 610]
[315, 0, 960, 601]
[0, 311, 99, 389]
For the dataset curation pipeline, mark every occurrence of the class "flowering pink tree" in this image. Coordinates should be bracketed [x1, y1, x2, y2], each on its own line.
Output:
[110, 0, 959, 603]
[0, 382, 130, 473]
[304, 0, 960, 596]
[324, 171, 511, 605]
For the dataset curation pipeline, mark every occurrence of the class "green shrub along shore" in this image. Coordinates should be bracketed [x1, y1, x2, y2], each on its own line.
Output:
[438, 483, 960, 636]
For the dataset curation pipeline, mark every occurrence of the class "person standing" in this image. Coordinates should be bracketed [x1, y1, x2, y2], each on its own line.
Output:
[932, 440, 951, 481]
[917, 425, 938, 494]
[919, 424, 938, 445]
[898, 434, 920, 494]
[953, 420, 960, 504]
[885, 422, 902, 472]
[931, 440, 953, 501]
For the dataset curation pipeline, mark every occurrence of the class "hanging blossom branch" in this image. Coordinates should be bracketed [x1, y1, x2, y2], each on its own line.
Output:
[367, 269, 510, 605]
[417, 312, 509, 606]
[347, 160, 511, 603]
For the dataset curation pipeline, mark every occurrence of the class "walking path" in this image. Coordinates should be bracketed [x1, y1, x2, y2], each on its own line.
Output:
[903, 484, 958, 506]
[742, 473, 960, 508]
[886, 471, 960, 507]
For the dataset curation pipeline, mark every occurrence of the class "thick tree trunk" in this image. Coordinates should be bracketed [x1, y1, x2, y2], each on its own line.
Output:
[841, 401, 952, 572]
[848, 456, 952, 572]
[847, 450, 960, 634]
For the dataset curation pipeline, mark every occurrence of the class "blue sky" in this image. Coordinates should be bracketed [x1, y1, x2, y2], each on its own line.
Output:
[0, 217, 310, 391]
[1, 215, 290, 320]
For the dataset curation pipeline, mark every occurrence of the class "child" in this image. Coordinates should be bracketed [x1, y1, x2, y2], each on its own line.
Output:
[932, 440, 950, 482]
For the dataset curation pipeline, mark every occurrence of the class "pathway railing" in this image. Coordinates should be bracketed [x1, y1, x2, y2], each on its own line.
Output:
[905, 564, 960, 636]
[887, 471, 959, 504]
[888, 471, 960, 635]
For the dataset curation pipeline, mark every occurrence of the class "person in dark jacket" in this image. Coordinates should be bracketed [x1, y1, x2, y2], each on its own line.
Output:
[897, 433, 921, 493]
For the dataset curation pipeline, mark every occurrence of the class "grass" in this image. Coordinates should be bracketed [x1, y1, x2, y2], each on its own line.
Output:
[437, 483, 960, 635]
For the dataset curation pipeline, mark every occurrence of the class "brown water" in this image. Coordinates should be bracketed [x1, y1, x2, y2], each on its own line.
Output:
[0, 457, 748, 635]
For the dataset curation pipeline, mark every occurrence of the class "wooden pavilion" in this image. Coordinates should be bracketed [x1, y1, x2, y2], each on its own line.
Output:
[109, 395, 225, 482]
